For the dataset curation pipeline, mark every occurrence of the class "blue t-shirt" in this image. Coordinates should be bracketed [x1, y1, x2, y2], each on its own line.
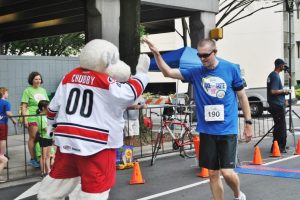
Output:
[180, 59, 244, 135]
[267, 71, 285, 106]
[0, 99, 11, 124]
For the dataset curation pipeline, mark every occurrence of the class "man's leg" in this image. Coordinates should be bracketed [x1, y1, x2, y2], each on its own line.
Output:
[218, 134, 242, 199]
[269, 106, 281, 148]
[128, 136, 134, 146]
[200, 133, 223, 200]
[277, 107, 287, 150]
[208, 170, 224, 200]
[271, 105, 287, 150]
[221, 168, 240, 198]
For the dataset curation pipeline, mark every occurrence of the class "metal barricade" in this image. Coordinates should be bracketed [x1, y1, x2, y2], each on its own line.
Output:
[3, 106, 277, 182]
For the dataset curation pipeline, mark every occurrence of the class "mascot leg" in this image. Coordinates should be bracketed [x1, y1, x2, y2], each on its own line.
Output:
[37, 176, 80, 200]
[78, 190, 110, 200]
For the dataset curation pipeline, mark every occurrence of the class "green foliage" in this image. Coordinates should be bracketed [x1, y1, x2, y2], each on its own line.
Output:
[4, 32, 85, 56]
[139, 25, 148, 40]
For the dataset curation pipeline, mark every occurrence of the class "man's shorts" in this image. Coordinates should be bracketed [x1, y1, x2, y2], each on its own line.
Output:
[199, 133, 238, 170]
[0, 124, 8, 140]
[124, 119, 140, 136]
[50, 148, 116, 193]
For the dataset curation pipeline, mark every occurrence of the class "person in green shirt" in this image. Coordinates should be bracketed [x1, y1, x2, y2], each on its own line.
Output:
[36, 100, 52, 177]
[21, 72, 49, 168]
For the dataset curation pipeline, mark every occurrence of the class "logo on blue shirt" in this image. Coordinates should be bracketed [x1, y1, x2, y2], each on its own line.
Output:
[202, 76, 227, 98]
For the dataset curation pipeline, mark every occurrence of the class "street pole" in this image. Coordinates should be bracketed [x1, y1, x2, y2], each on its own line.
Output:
[285, 0, 297, 147]
[287, 0, 293, 131]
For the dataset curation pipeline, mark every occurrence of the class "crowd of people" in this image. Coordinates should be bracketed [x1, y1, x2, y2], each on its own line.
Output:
[0, 37, 293, 200]
[0, 72, 54, 181]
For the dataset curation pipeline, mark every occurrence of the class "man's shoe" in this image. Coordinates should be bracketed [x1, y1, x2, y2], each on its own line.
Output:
[234, 191, 246, 200]
[280, 148, 287, 153]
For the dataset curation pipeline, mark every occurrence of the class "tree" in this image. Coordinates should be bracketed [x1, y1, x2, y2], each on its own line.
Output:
[217, 0, 283, 28]
[3, 32, 85, 56]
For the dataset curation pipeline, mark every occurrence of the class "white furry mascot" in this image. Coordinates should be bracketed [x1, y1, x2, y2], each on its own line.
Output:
[38, 39, 150, 200]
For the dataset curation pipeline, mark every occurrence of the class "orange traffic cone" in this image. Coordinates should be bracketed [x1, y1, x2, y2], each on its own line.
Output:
[129, 161, 145, 184]
[193, 135, 200, 160]
[271, 141, 281, 157]
[295, 139, 300, 155]
[197, 167, 209, 178]
[251, 146, 263, 165]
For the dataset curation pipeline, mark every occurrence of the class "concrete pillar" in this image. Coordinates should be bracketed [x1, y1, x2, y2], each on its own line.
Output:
[85, 0, 120, 46]
[189, 11, 216, 48]
[119, 0, 140, 74]
[188, 11, 216, 110]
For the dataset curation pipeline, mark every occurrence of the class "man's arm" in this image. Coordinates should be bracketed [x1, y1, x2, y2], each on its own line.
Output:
[143, 38, 184, 80]
[236, 89, 253, 142]
[271, 88, 290, 95]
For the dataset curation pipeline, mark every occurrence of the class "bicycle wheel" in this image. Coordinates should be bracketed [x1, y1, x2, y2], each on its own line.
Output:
[151, 131, 164, 166]
[181, 130, 196, 158]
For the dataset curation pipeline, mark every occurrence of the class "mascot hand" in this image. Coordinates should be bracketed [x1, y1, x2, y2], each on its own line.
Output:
[136, 54, 150, 74]
[106, 60, 131, 82]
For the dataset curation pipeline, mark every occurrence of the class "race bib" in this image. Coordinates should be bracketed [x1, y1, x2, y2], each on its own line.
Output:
[204, 105, 224, 121]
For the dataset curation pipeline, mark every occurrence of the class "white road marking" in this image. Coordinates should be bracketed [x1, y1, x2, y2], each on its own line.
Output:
[137, 155, 300, 200]
[136, 180, 210, 200]
[14, 182, 41, 200]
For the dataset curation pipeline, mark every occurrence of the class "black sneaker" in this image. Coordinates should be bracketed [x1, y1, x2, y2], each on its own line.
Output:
[280, 148, 287, 153]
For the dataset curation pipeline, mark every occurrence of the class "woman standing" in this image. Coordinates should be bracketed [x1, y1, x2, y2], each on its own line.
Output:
[21, 72, 49, 168]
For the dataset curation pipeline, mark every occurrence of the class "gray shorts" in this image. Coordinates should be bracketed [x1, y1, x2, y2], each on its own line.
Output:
[199, 133, 238, 170]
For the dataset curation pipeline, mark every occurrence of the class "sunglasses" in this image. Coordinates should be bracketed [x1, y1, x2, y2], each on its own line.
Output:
[197, 50, 215, 58]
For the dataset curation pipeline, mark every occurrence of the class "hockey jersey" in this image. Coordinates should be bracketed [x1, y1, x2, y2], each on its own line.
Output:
[47, 67, 149, 156]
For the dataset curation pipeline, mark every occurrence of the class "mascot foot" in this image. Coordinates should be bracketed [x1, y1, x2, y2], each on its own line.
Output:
[78, 190, 110, 200]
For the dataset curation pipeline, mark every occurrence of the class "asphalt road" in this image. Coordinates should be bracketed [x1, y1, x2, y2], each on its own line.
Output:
[1, 105, 300, 200]
[2, 133, 300, 200]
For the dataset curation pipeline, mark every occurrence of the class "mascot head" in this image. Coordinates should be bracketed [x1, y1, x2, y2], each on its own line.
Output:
[80, 39, 119, 73]
[80, 39, 131, 82]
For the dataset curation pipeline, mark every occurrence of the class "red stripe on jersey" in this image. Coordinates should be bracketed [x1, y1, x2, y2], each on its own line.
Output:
[47, 109, 57, 118]
[128, 79, 143, 97]
[55, 125, 109, 142]
[62, 68, 110, 90]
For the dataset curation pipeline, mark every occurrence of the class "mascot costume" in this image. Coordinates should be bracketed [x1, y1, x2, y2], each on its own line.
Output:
[38, 39, 150, 200]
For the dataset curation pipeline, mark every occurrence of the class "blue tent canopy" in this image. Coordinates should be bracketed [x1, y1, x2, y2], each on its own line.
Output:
[149, 47, 202, 71]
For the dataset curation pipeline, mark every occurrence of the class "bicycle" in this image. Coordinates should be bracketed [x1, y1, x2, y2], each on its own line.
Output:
[150, 108, 196, 166]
